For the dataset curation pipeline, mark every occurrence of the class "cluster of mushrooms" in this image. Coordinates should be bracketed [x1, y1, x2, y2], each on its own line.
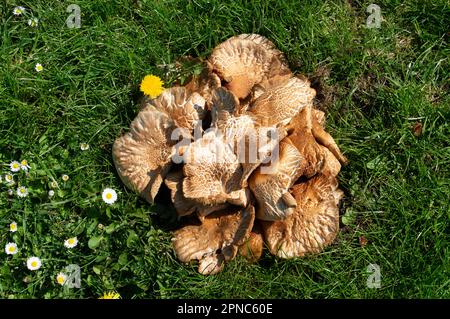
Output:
[112, 34, 348, 275]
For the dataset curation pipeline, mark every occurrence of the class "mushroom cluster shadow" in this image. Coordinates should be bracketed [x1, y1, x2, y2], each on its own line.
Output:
[113, 34, 348, 275]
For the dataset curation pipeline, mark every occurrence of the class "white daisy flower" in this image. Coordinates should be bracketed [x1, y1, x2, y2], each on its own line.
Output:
[80, 143, 90, 151]
[5, 243, 18, 255]
[4, 174, 14, 186]
[102, 188, 117, 205]
[64, 237, 78, 249]
[13, 6, 25, 15]
[56, 272, 67, 286]
[35, 63, 43, 72]
[27, 257, 42, 271]
[62, 174, 69, 182]
[10, 161, 21, 172]
[17, 186, 28, 198]
[20, 159, 31, 171]
[50, 180, 58, 188]
[7, 189, 14, 196]
[28, 17, 39, 27]
[10, 222, 18, 232]
[48, 190, 55, 198]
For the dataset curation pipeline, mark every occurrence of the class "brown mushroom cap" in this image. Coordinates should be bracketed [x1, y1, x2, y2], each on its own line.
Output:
[321, 146, 342, 177]
[173, 205, 255, 275]
[184, 61, 221, 108]
[248, 76, 316, 127]
[238, 223, 264, 262]
[165, 170, 230, 218]
[249, 138, 302, 221]
[164, 171, 197, 217]
[287, 105, 326, 179]
[211, 88, 256, 166]
[311, 114, 348, 165]
[112, 105, 177, 203]
[209, 34, 291, 100]
[313, 109, 326, 126]
[210, 87, 291, 187]
[148, 87, 206, 132]
[181, 131, 248, 207]
[240, 126, 288, 187]
[211, 87, 247, 129]
[262, 174, 344, 258]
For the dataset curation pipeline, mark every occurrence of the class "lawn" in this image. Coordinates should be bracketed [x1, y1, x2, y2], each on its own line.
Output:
[0, 0, 448, 299]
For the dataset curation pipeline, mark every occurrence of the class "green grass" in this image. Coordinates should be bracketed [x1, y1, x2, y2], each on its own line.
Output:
[0, 0, 448, 298]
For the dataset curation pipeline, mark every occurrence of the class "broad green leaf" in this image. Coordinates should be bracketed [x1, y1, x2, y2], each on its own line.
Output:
[88, 235, 103, 249]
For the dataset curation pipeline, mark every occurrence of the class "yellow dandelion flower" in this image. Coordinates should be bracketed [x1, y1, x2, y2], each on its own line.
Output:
[99, 291, 121, 299]
[139, 75, 164, 98]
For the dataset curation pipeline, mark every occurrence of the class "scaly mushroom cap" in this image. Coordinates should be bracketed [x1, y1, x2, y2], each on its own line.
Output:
[210, 88, 289, 187]
[165, 170, 230, 217]
[262, 174, 344, 258]
[240, 126, 288, 187]
[182, 130, 248, 207]
[209, 34, 291, 99]
[249, 138, 302, 221]
[148, 87, 206, 132]
[184, 61, 221, 108]
[288, 102, 346, 166]
[173, 205, 255, 275]
[211, 87, 256, 158]
[112, 105, 177, 203]
[211, 88, 252, 130]
[248, 76, 316, 127]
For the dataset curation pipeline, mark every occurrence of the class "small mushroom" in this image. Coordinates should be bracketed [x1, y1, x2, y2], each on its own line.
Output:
[112, 105, 178, 203]
[173, 205, 255, 275]
[238, 224, 264, 262]
[209, 34, 291, 100]
[262, 174, 344, 258]
[313, 109, 326, 126]
[249, 138, 302, 221]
